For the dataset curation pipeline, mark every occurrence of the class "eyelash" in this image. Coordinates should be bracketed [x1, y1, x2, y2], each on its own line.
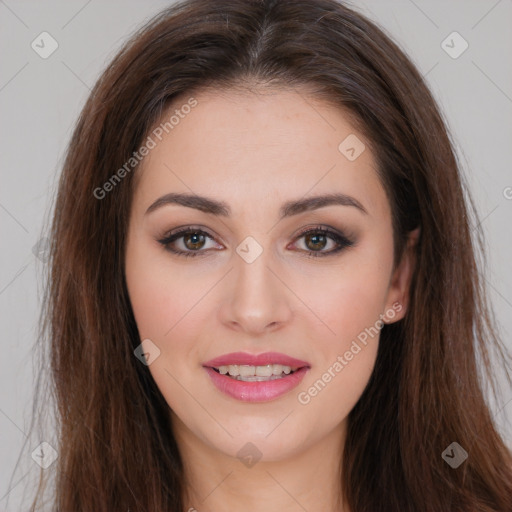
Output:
[157, 225, 355, 259]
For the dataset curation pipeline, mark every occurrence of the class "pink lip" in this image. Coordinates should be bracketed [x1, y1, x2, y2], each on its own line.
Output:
[204, 366, 309, 402]
[203, 351, 310, 369]
[202, 352, 310, 403]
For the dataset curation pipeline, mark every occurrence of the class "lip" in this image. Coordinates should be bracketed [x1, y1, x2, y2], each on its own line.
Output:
[203, 351, 310, 369]
[202, 351, 311, 403]
[204, 366, 309, 402]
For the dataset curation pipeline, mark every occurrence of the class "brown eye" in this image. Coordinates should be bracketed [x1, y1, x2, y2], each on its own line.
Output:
[158, 225, 354, 259]
[158, 227, 220, 258]
[292, 226, 355, 258]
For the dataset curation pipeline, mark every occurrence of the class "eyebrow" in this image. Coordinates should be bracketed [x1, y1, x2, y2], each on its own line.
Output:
[145, 192, 368, 218]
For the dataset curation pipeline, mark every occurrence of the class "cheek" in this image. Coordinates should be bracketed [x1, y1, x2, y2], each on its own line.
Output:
[294, 256, 392, 345]
[290, 249, 392, 417]
[310, 274, 388, 337]
[125, 241, 209, 410]
[125, 238, 218, 403]
[293, 277, 385, 430]
[125, 238, 204, 340]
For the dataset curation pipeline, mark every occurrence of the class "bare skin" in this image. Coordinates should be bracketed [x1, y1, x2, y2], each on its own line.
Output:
[125, 86, 418, 512]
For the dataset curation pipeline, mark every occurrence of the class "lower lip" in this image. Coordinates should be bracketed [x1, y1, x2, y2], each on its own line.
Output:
[204, 366, 309, 402]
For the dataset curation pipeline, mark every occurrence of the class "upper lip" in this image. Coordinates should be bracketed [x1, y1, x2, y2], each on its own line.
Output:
[203, 351, 310, 369]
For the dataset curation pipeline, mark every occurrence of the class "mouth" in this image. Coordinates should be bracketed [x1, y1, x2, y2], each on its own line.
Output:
[202, 352, 310, 402]
[209, 364, 301, 382]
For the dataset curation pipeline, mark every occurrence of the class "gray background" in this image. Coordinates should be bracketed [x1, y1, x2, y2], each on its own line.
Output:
[1, 1, 511, 510]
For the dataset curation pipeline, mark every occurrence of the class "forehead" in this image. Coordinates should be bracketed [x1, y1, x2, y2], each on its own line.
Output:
[132, 87, 388, 220]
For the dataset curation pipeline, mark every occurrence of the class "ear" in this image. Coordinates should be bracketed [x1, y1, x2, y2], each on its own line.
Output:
[383, 227, 420, 324]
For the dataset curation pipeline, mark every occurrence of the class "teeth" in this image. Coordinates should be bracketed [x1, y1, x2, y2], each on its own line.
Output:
[216, 364, 296, 377]
[256, 365, 273, 377]
[239, 365, 255, 377]
[231, 374, 287, 382]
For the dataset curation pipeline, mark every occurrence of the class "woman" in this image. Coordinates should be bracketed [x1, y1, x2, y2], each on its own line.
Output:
[26, 0, 512, 510]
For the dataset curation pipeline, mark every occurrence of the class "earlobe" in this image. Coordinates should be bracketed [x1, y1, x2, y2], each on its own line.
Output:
[383, 227, 420, 324]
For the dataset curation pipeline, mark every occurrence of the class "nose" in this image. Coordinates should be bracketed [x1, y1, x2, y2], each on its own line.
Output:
[218, 245, 293, 335]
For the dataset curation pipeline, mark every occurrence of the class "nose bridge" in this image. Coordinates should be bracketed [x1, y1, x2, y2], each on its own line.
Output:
[236, 244, 275, 297]
[221, 235, 291, 333]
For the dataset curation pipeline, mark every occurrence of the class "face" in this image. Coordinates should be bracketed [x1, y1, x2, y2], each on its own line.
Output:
[125, 87, 416, 463]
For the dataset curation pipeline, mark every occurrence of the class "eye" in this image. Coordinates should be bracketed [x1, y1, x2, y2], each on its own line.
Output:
[290, 225, 355, 258]
[157, 225, 355, 258]
[157, 226, 220, 258]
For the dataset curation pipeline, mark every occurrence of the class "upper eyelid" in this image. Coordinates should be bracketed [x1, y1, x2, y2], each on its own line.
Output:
[160, 226, 218, 244]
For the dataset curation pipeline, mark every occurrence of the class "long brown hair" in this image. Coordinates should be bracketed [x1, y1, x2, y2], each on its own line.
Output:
[20, 0, 512, 510]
